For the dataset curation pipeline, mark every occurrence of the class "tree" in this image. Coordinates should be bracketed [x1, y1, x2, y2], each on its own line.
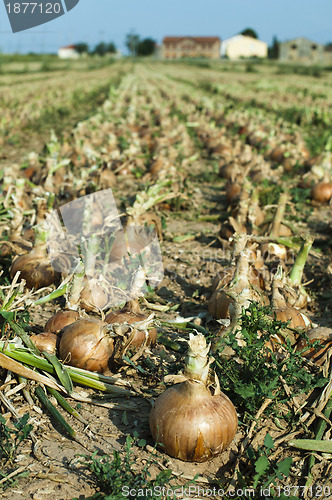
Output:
[241, 28, 258, 39]
[92, 42, 117, 56]
[107, 42, 117, 54]
[125, 31, 140, 57]
[268, 35, 279, 59]
[137, 38, 156, 56]
[75, 42, 89, 54]
[93, 42, 108, 56]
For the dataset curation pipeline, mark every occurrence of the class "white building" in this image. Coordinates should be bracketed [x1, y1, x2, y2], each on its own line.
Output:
[58, 45, 80, 59]
[221, 35, 268, 60]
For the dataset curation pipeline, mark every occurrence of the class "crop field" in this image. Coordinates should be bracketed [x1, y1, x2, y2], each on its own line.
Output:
[0, 59, 332, 499]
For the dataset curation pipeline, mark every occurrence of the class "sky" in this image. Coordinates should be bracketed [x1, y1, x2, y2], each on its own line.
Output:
[0, 0, 331, 54]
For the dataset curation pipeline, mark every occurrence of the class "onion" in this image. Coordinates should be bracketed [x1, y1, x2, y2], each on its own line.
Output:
[149, 333, 237, 462]
[269, 146, 285, 163]
[30, 332, 58, 354]
[209, 248, 268, 320]
[44, 310, 80, 333]
[105, 309, 157, 348]
[9, 223, 60, 290]
[225, 181, 241, 204]
[266, 308, 313, 352]
[311, 182, 332, 203]
[282, 156, 297, 173]
[218, 162, 240, 180]
[296, 327, 332, 366]
[110, 227, 151, 262]
[274, 308, 313, 329]
[59, 318, 114, 373]
[10, 249, 60, 290]
[271, 241, 313, 311]
[79, 277, 109, 312]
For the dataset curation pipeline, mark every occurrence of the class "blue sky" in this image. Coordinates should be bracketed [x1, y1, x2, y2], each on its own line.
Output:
[0, 0, 331, 54]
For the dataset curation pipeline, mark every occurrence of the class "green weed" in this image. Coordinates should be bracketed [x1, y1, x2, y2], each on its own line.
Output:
[215, 303, 327, 423]
[78, 433, 191, 499]
[235, 433, 300, 499]
[0, 413, 32, 464]
[0, 413, 33, 489]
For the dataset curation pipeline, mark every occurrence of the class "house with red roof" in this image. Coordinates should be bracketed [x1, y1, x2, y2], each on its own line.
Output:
[58, 44, 80, 59]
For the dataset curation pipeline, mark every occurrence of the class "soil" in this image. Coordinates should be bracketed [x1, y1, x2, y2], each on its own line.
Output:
[2, 173, 332, 500]
[1, 62, 332, 500]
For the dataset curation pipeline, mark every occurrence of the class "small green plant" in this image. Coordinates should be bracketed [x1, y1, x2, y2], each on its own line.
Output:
[237, 433, 300, 500]
[0, 413, 33, 489]
[0, 413, 33, 465]
[117, 135, 130, 152]
[288, 186, 312, 220]
[216, 303, 327, 422]
[258, 182, 283, 207]
[245, 63, 257, 73]
[40, 59, 52, 72]
[78, 434, 182, 499]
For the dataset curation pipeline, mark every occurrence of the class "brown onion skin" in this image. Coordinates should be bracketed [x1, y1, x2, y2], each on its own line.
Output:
[208, 290, 234, 319]
[311, 182, 332, 204]
[30, 332, 58, 354]
[44, 310, 80, 333]
[225, 181, 241, 204]
[265, 308, 311, 352]
[110, 230, 148, 262]
[80, 278, 109, 312]
[10, 251, 60, 290]
[274, 308, 312, 329]
[149, 380, 238, 462]
[59, 318, 114, 373]
[105, 310, 157, 348]
[296, 327, 332, 365]
[269, 146, 285, 163]
[211, 268, 265, 295]
[209, 279, 268, 320]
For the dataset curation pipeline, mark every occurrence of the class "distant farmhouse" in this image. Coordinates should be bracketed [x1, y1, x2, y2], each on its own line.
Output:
[221, 35, 268, 59]
[162, 36, 221, 59]
[279, 38, 326, 64]
[58, 44, 80, 59]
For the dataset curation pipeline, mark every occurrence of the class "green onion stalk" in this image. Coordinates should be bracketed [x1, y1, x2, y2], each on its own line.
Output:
[289, 237, 313, 287]
[0, 340, 135, 396]
[286, 236, 313, 309]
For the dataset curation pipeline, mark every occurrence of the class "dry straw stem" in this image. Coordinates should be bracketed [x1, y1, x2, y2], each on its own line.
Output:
[0, 465, 32, 487]
[0, 382, 39, 450]
[226, 397, 273, 493]
[299, 358, 332, 427]
[0, 352, 62, 390]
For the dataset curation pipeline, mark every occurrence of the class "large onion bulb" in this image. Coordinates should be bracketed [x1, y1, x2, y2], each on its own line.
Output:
[59, 318, 114, 373]
[44, 310, 80, 333]
[10, 223, 60, 290]
[149, 333, 237, 462]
